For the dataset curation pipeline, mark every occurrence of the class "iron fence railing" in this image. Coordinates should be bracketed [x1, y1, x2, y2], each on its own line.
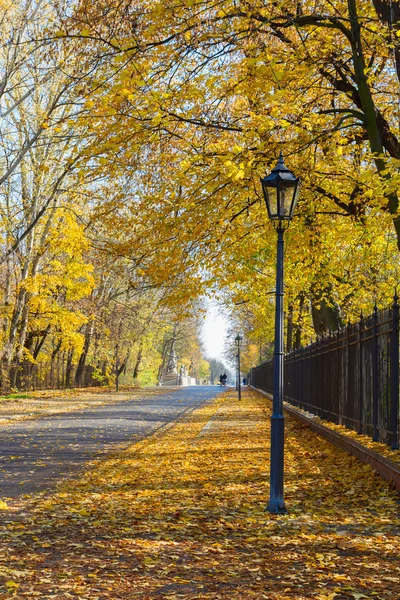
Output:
[0, 361, 103, 393]
[250, 296, 400, 449]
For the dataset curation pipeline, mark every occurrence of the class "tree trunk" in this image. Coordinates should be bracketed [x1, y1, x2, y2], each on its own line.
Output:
[75, 320, 95, 386]
[33, 325, 51, 360]
[2, 286, 28, 365]
[372, 0, 400, 84]
[286, 304, 293, 353]
[65, 349, 74, 388]
[311, 296, 343, 336]
[133, 342, 143, 380]
[14, 291, 33, 363]
[348, 0, 400, 249]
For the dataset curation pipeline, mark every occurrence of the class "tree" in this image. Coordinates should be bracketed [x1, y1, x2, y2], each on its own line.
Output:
[67, 0, 400, 342]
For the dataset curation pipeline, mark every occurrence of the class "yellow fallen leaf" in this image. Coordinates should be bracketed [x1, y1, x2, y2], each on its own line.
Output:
[0, 500, 8, 510]
[5, 580, 18, 588]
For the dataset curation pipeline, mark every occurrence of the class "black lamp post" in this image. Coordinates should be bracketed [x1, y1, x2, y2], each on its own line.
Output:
[235, 334, 242, 401]
[260, 152, 300, 514]
[235, 354, 239, 391]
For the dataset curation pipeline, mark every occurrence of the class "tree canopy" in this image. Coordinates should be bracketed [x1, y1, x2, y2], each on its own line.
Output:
[0, 0, 399, 381]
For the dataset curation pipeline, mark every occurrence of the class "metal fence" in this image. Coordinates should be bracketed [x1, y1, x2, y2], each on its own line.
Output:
[0, 361, 102, 393]
[250, 297, 400, 449]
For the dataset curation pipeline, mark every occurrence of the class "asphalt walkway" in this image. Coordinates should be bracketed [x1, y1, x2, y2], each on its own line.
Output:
[0, 386, 221, 500]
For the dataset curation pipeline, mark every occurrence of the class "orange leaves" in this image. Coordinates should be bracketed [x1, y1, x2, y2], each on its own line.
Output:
[0, 388, 398, 597]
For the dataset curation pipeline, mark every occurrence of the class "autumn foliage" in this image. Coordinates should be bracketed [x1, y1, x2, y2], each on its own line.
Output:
[3, 1, 400, 382]
[0, 389, 398, 598]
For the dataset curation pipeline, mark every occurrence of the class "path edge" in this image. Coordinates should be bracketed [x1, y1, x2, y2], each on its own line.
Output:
[251, 386, 400, 492]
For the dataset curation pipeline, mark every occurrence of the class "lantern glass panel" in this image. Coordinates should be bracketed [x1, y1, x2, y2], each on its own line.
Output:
[266, 185, 278, 218]
[290, 180, 301, 214]
[279, 182, 296, 218]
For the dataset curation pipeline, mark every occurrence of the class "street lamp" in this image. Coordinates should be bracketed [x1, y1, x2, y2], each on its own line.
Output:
[235, 334, 242, 401]
[260, 152, 300, 514]
[235, 354, 239, 391]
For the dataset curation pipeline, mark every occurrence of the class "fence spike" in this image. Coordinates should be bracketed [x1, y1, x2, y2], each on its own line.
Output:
[392, 292, 400, 449]
[372, 304, 379, 442]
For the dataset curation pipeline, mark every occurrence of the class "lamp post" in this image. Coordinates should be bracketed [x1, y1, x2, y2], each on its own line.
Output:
[235, 334, 242, 401]
[260, 152, 300, 514]
[235, 354, 239, 390]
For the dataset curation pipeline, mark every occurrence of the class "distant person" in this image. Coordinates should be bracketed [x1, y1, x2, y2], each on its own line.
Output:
[221, 373, 227, 386]
[219, 374, 223, 385]
[242, 377, 247, 386]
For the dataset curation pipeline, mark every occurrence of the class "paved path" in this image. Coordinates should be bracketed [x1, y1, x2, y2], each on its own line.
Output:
[0, 386, 222, 500]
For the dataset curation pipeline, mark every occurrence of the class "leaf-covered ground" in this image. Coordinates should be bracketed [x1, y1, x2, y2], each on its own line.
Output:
[0, 386, 173, 425]
[0, 389, 398, 599]
[281, 400, 400, 468]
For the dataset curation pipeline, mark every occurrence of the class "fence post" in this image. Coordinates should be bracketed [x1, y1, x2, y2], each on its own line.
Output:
[336, 328, 340, 424]
[358, 313, 364, 434]
[372, 304, 379, 442]
[346, 321, 351, 428]
[391, 293, 399, 450]
[327, 329, 332, 421]
[320, 334, 324, 418]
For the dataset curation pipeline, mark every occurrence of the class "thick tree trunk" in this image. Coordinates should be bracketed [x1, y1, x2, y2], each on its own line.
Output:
[14, 292, 33, 363]
[117, 349, 130, 377]
[348, 0, 400, 249]
[311, 296, 343, 336]
[65, 349, 74, 388]
[75, 320, 95, 386]
[372, 0, 400, 84]
[286, 304, 293, 353]
[133, 342, 143, 379]
[2, 286, 28, 365]
[2, 254, 11, 341]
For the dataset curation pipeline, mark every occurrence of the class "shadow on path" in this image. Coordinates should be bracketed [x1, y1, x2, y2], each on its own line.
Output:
[0, 387, 222, 500]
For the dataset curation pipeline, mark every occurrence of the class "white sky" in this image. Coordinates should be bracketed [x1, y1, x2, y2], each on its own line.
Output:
[201, 300, 230, 361]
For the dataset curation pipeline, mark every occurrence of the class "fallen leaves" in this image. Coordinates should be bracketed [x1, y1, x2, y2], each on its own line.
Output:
[0, 389, 397, 598]
[284, 401, 400, 468]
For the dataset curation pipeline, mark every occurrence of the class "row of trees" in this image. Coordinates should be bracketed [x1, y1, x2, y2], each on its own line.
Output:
[1, 0, 399, 385]
[68, 0, 400, 371]
[0, 1, 215, 387]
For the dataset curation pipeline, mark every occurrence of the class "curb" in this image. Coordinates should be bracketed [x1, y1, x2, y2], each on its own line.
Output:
[251, 386, 400, 492]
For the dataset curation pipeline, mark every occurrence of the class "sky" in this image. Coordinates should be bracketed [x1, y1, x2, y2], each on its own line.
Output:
[200, 300, 230, 362]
